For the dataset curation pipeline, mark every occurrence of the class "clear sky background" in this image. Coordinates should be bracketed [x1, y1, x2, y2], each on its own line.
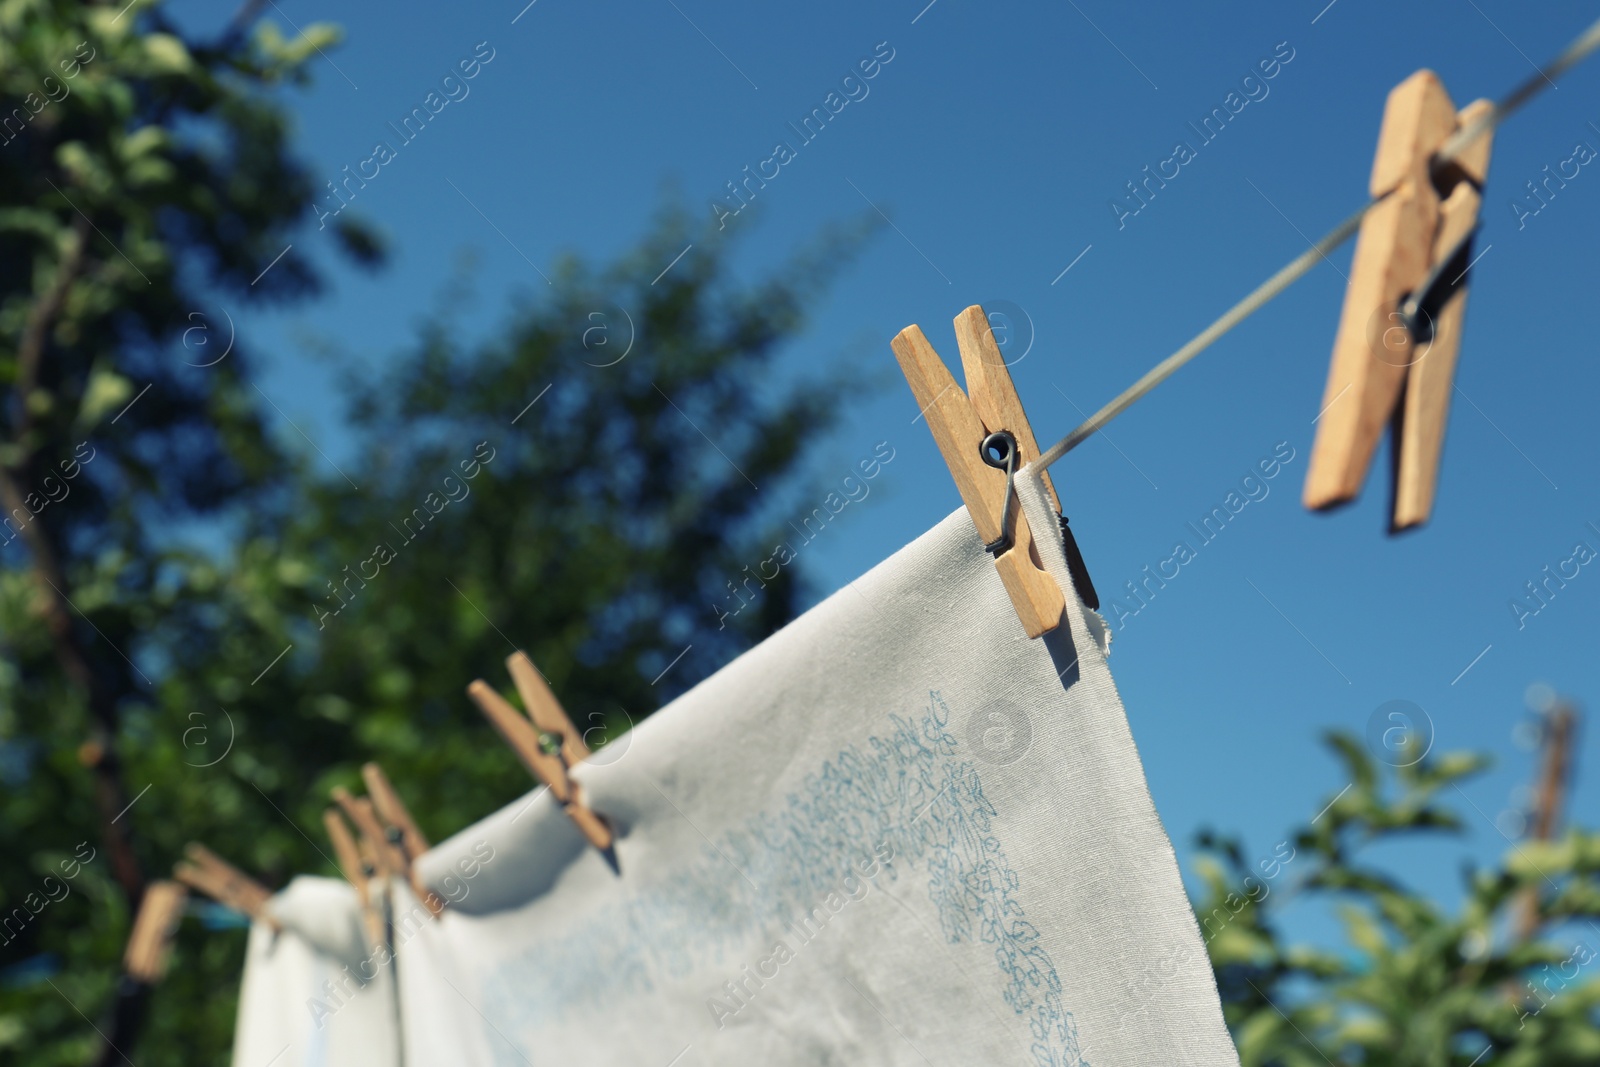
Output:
[168, 0, 1600, 945]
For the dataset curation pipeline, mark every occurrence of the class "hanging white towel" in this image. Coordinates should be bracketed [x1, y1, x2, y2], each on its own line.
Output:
[388, 883, 499, 1065]
[230, 876, 400, 1067]
[411, 465, 1240, 1067]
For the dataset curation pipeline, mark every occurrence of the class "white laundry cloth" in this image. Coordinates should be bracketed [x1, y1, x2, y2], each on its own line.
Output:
[230, 876, 400, 1067]
[411, 466, 1241, 1067]
[387, 882, 499, 1065]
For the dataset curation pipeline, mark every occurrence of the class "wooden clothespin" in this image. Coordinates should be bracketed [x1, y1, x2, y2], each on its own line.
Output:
[892, 305, 1069, 637]
[123, 880, 188, 984]
[173, 843, 278, 930]
[1305, 71, 1493, 530]
[506, 652, 591, 767]
[323, 805, 369, 895]
[323, 805, 385, 949]
[467, 654, 614, 860]
[332, 786, 407, 879]
[361, 762, 445, 917]
[332, 783, 419, 933]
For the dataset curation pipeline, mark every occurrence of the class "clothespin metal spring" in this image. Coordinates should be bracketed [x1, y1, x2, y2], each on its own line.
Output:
[1397, 221, 1480, 346]
[979, 430, 1020, 558]
[980, 427, 1101, 611]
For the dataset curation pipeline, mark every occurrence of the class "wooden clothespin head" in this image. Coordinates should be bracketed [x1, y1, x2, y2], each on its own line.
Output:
[123, 880, 188, 984]
[892, 305, 1067, 638]
[172, 843, 277, 930]
[322, 805, 368, 900]
[506, 652, 591, 767]
[1305, 70, 1493, 530]
[332, 786, 408, 880]
[323, 805, 385, 948]
[468, 657, 616, 868]
[361, 763, 445, 918]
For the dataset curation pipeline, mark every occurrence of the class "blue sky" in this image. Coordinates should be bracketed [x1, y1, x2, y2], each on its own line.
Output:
[168, 0, 1600, 942]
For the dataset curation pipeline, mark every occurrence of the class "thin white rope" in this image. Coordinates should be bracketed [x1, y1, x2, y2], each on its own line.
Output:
[1037, 14, 1600, 470]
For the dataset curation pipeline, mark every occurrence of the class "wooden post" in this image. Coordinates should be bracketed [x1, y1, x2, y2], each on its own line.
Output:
[1512, 697, 1579, 942]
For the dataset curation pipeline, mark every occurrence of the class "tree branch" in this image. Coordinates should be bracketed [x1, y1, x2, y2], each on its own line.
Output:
[10, 214, 89, 449]
[2, 210, 144, 904]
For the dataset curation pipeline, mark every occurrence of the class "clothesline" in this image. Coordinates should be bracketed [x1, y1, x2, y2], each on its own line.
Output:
[1037, 13, 1600, 471]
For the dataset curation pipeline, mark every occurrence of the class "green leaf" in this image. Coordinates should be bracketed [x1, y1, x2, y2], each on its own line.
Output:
[142, 33, 192, 74]
[74, 362, 132, 428]
[118, 124, 169, 160]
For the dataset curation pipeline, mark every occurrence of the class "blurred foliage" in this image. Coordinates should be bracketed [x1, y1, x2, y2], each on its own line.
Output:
[0, 0, 872, 1063]
[1195, 731, 1600, 1065]
[0, 0, 365, 1061]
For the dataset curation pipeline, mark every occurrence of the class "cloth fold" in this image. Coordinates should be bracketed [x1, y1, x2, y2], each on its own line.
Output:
[230, 876, 400, 1067]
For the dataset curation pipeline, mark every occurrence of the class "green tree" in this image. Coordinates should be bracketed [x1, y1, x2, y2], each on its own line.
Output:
[0, 1, 372, 1061]
[1196, 726, 1600, 1065]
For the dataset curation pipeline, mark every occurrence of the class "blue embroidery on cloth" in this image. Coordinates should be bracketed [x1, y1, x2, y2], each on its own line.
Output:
[481, 691, 1084, 1066]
